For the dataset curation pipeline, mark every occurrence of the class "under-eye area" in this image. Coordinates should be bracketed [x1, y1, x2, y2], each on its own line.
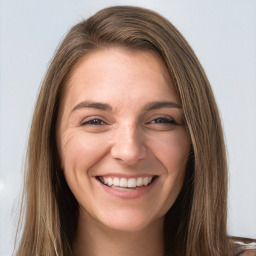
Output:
[96, 176, 158, 190]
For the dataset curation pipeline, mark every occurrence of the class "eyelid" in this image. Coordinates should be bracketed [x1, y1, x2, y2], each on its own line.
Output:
[80, 116, 107, 126]
[146, 114, 178, 124]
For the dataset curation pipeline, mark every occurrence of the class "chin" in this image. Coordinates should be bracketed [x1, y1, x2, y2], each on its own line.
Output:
[95, 208, 165, 233]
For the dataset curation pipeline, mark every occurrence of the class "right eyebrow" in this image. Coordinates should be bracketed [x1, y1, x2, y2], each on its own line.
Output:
[143, 100, 182, 111]
[71, 101, 112, 114]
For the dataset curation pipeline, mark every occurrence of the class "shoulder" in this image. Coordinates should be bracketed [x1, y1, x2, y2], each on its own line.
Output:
[231, 237, 256, 256]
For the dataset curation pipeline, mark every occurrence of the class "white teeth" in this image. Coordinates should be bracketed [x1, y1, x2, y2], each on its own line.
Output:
[113, 187, 133, 191]
[99, 176, 155, 188]
[127, 178, 136, 188]
[143, 177, 149, 186]
[113, 177, 119, 186]
[107, 177, 113, 186]
[120, 178, 127, 187]
[136, 177, 143, 186]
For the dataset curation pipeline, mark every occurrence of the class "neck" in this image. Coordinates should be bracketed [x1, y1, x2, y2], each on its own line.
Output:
[73, 211, 165, 256]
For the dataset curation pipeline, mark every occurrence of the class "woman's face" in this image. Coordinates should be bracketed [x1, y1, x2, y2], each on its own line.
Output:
[57, 47, 190, 232]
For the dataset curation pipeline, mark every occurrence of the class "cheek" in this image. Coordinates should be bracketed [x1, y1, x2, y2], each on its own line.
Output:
[146, 130, 190, 216]
[59, 131, 109, 179]
[150, 129, 190, 173]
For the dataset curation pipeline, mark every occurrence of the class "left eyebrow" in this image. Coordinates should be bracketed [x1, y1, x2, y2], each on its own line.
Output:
[143, 101, 182, 111]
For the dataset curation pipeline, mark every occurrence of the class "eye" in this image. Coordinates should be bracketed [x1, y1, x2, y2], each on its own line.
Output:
[150, 117, 177, 125]
[145, 116, 179, 131]
[81, 118, 106, 126]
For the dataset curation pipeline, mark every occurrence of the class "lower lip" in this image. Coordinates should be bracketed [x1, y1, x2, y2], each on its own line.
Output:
[95, 178, 157, 199]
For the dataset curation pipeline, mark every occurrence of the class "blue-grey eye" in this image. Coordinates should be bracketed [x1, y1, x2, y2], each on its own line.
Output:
[81, 119, 105, 126]
[152, 118, 176, 124]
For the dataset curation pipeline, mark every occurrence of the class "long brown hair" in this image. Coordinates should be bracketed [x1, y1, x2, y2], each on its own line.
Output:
[15, 6, 232, 256]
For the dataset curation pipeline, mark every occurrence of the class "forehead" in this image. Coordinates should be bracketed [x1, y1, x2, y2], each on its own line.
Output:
[63, 47, 180, 108]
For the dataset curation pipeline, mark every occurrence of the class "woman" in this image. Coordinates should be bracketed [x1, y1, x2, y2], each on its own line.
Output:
[15, 6, 256, 256]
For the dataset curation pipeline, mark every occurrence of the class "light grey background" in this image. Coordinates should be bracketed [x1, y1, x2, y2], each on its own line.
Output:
[0, 1, 255, 255]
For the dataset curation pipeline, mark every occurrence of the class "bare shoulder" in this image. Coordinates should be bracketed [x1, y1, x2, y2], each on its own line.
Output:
[231, 237, 256, 256]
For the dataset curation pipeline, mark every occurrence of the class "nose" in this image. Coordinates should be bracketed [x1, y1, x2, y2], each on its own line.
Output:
[111, 124, 147, 165]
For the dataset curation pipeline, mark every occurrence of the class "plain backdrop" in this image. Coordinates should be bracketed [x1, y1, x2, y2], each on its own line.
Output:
[0, 1, 255, 255]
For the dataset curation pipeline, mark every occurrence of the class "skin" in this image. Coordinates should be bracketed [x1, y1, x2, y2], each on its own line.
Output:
[57, 47, 191, 256]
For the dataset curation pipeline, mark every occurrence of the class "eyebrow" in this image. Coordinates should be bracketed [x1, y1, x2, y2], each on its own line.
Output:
[143, 101, 182, 111]
[71, 101, 112, 113]
[70, 100, 182, 115]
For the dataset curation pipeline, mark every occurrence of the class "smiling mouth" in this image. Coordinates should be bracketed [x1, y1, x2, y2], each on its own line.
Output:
[96, 176, 157, 190]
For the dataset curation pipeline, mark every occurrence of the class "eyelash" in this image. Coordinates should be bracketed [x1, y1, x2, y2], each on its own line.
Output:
[81, 118, 106, 126]
[147, 117, 177, 125]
